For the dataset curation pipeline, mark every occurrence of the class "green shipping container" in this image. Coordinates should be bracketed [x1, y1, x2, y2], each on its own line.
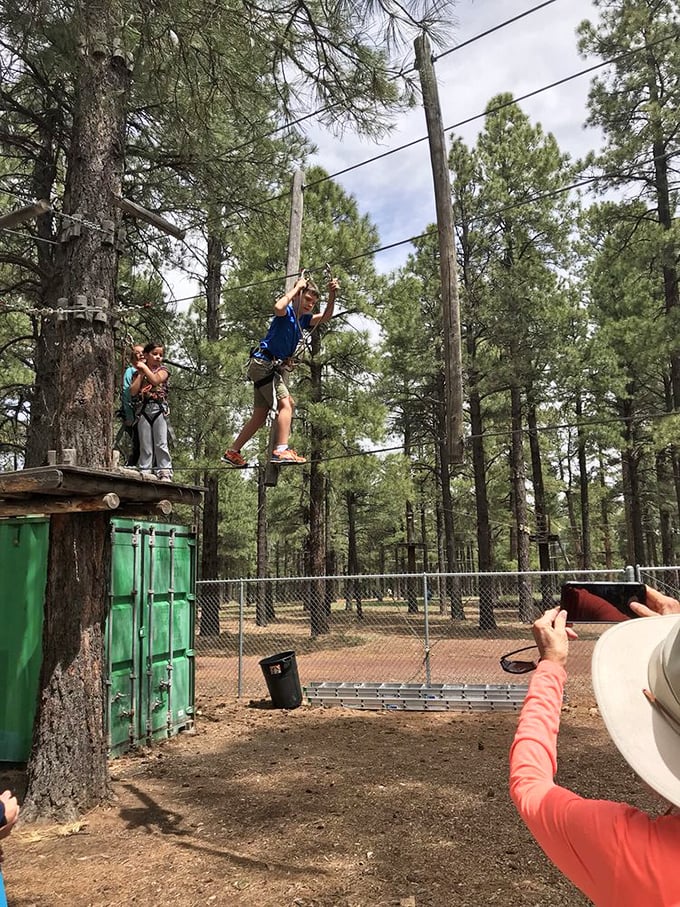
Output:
[0, 518, 49, 761]
[0, 517, 195, 761]
[107, 520, 196, 756]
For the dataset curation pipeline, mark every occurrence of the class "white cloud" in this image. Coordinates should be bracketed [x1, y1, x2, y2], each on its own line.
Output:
[307, 0, 602, 273]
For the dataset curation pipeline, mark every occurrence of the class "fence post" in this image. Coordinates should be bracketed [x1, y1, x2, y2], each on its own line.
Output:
[238, 580, 245, 698]
[423, 573, 431, 686]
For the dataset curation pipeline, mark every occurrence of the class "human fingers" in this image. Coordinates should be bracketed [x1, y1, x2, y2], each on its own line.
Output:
[630, 600, 661, 618]
[532, 607, 570, 666]
[645, 586, 680, 615]
[0, 792, 19, 824]
[534, 606, 561, 629]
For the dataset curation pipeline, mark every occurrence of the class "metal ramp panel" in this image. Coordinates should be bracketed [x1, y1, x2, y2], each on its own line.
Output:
[304, 681, 528, 711]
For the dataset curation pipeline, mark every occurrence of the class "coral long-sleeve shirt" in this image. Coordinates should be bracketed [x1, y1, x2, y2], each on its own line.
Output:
[509, 660, 680, 906]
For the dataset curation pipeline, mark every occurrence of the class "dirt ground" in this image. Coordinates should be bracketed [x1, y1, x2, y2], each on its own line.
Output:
[1, 678, 659, 907]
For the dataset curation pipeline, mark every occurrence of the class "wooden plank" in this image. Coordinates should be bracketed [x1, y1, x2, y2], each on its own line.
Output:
[112, 196, 186, 240]
[116, 500, 173, 518]
[0, 467, 204, 505]
[0, 468, 64, 494]
[0, 493, 120, 517]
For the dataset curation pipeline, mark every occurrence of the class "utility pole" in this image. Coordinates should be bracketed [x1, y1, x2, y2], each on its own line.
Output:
[414, 33, 464, 465]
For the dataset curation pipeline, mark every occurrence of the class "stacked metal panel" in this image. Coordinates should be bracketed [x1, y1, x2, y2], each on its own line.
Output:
[304, 681, 528, 711]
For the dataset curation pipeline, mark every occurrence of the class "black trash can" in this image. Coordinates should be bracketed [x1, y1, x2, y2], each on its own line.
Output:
[259, 650, 303, 709]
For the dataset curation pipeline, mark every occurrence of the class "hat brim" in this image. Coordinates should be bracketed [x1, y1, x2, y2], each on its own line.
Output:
[591, 614, 680, 809]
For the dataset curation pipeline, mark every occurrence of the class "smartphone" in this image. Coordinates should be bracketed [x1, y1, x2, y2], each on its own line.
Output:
[560, 581, 646, 622]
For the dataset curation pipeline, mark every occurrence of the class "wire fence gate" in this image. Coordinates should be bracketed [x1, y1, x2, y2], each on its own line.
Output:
[194, 566, 680, 704]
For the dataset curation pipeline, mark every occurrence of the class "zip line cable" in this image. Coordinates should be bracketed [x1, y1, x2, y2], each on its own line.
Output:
[0, 0, 563, 247]
[209, 26, 680, 269]
[168, 152, 680, 304]
[169, 408, 677, 474]
[304, 28, 680, 193]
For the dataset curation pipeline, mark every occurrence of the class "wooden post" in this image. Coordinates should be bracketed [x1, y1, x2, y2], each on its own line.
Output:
[414, 33, 465, 465]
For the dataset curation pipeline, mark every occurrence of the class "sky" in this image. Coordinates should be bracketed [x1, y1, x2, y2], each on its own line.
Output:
[306, 0, 602, 274]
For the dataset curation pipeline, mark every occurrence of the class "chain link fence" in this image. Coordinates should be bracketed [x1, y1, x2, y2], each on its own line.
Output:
[194, 565, 679, 704]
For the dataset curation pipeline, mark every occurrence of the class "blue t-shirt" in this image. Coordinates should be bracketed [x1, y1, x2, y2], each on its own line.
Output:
[121, 365, 137, 422]
[259, 304, 312, 360]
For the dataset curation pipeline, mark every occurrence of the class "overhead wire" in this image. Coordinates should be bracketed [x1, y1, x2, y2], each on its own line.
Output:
[169, 408, 676, 474]
[215, 0, 563, 162]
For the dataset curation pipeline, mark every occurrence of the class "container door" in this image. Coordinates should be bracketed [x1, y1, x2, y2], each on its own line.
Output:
[0, 518, 49, 761]
[107, 522, 142, 756]
[108, 519, 195, 755]
[140, 526, 196, 744]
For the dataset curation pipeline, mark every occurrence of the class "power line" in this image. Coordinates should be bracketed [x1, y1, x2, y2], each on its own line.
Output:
[217, 1, 564, 162]
[214, 2, 566, 229]
[432, 0, 559, 62]
[306, 27, 680, 193]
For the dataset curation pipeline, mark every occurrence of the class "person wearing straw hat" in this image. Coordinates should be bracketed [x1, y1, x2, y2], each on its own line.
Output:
[509, 587, 680, 906]
[0, 789, 20, 907]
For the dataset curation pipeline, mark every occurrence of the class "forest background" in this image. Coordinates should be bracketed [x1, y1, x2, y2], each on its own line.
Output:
[1, 0, 680, 597]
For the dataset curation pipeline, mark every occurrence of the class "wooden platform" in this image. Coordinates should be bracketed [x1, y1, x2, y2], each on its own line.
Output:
[0, 466, 204, 517]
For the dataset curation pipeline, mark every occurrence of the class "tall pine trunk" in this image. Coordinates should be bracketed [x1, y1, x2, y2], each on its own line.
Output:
[510, 384, 533, 622]
[24, 0, 131, 820]
[526, 396, 552, 610]
[468, 355, 496, 628]
[199, 233, 223, 634]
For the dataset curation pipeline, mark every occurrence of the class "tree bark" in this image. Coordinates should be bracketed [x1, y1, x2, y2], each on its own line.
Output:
[510, 384, 534, 622]
[23, 514, 111, 821]
[526, 395, 552, 610]
[575, 393, 591, 569]
[23, 0, 131, 821]
[434, 383, 464, 619]
[199, 232, 223, 634]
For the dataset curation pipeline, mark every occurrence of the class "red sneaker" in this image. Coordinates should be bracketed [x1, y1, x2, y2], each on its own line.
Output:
[271, 448, 306, 464]
[221, 449, 247, 468]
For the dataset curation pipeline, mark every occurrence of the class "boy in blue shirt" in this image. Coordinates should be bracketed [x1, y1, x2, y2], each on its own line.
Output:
[223, 274, 339, 466]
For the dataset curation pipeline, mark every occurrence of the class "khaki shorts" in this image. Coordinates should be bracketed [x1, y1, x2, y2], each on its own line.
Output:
[248, 357, 291, 410]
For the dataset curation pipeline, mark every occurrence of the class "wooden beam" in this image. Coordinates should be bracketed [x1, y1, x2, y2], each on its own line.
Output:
[116, 500, 173, 518]
[112, 196, 186, 240]
[0, 467, 202, 505]
[0, 199, 51, 229]
[0, 493, 120, 517]
[0, 468, 64, 495]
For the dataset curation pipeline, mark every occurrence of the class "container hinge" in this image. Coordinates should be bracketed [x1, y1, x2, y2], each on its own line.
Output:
[118, 708, 135, 719]
[158, 679, 172, 690]
[151, 699, 164, 712]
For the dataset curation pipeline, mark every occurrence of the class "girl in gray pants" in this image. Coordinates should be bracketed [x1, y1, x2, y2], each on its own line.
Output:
[130, 342, 173, 482]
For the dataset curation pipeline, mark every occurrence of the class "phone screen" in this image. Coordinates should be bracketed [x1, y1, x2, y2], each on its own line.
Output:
[560, 581, 646, 622]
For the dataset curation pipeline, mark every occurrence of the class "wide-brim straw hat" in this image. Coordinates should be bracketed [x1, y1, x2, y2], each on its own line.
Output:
[592, 614, 680, 809]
